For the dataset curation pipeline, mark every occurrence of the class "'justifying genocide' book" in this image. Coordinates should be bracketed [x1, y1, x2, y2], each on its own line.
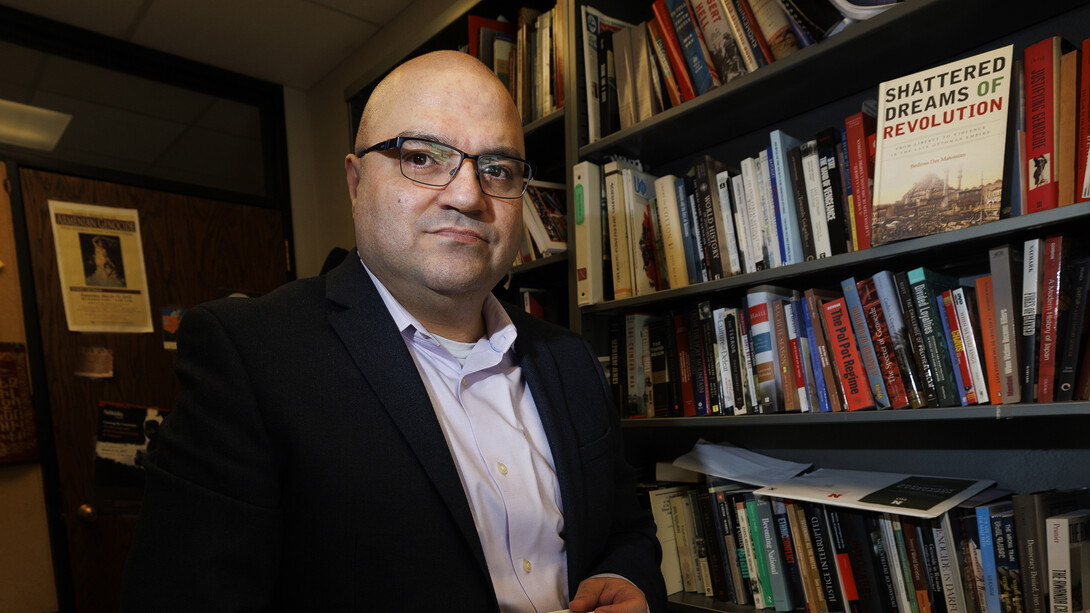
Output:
[871, 45, 1014, 246]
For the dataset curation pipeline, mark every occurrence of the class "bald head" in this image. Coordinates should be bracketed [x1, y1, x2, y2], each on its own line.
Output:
[354, 50, 523, 154]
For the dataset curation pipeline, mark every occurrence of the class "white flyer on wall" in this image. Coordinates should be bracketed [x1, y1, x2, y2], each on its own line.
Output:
[48, 200, 153, 333]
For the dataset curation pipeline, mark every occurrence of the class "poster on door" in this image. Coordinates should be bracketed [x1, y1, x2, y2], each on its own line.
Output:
[48, 200, 153, 333]
[94, 400, 167, 512]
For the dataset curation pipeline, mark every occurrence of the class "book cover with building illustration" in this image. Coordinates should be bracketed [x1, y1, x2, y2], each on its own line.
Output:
[871, 45, 1013, 246]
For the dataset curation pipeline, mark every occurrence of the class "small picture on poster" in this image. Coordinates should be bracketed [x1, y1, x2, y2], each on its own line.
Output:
[48, 200, 153, 333]
[161, 308, 186, 350]
[95, 401, 166, 493]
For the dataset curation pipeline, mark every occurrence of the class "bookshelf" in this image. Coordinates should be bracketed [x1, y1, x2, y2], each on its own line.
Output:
[347, 0, 1090, 611]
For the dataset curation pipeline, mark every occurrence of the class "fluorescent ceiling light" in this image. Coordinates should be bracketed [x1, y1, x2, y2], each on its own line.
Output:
[0, 98, 72, 152]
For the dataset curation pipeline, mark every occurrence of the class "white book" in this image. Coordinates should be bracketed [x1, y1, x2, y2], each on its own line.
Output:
[755, 149, 782, 268]
[768, 129, 805, 265]
[573, 161, 604, 306]
[604, 160, 640, 300]
[729, 174, 756, 274]
[745, 284, 794, 413]
[800, 140, 833, 259]
[713, 306, 736, 414]
[648, 486, 690, 596]
[580, 6, 632, 143]
[781, 298, 810, 412]
[714, 169, 743, 276]
[653, 174, 689, 291]
[670, 493, 701, 593]
[1047, 509, 1090, 613]
[622, 167, 660, 297]
[739, 157, 768, 271]
[952, 287, 989, 405]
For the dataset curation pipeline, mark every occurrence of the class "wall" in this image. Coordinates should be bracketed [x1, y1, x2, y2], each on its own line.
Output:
[0, 162, 58, 612]
[285, 0, 475, 278]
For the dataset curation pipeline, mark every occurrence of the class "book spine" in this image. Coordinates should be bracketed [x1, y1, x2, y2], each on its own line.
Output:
[674, 312, 698, 416]
[938, 290, 972, 406]
[800, 140, 833, 259]
[1022, 238, 1043, 402]
[934, 514, 968, 613]
[687, 307, 710, 415]
[732, 0, 774, 65]
[715, 169, 743, 276]
[720, 0, 761, 72]
[696, 488, 730, 599]
[608, 319, 627, 413]
[953, 288, 990, 405]
[573, 161, 604, 306]
[691, 0, 746, 83]
[844, 112, 876, 251]
[652, 0, 698, 102]
[741, 156, 771, 270]
[731, 173, 757, 273]
[800, 292, 832, 413]
[858, 276, 911, 409]
[691, 162, 726, 280]
[894, 270, 940, 407]
[907, 268, 961, 406]
[873, 270, 929, 409]
[823, 297, 875, 411]
[805, 289, 845, 412]
[646, 18, 683, 108]
[1056, 258, 1090, 400]
[605, 165, 634, 300]
[842, 277, 892, 409]
[772, 299, 800, 412]
[1023, 37, 1060, 212]
[665, 0, 718, 96]
[747, 0, 800, 61]
[989, 245, 1023, 403]
[974, 276, 1005, 406]
[976, 508, 1004, 613]
[815, 128, 851, 255]
[1037, 235, 1064, 402]
[748, 497, 777, 608]
[763, 147, 788, 266]
[1079, 39, 1090, 201]
[721, 308, 748, 415]
[598, 30, 617, 137]
[671, 494, 699, 592]
[786, 142, 817, 261]
[758, 497, 795, 611]
[698, 301, 724, 415]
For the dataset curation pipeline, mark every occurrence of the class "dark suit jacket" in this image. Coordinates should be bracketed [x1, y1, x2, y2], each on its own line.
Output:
[121, 252, 665, 612]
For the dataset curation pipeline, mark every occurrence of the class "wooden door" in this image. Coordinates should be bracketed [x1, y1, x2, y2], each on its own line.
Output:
[19, 167, 288, 612]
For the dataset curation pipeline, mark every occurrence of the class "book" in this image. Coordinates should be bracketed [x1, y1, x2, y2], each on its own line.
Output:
[977, 500, 1015, 613]
[604, 159, 640, 300]
[1045, 510, 1090, 613]
[649, 318, 678, 417]
[894, 270, 941, 407]
[733, 0, 775, 66]
[1022, 238, 1044, 403]
[580, 6, 633, 143]
[649, 484, 691, 594]
[938, 289, 972, 406]
[815, 127, 853, 255]
[831, 506, 896, 613]
[769, 129, 807, 265]
[842, 276, 892, 409]
[758, 148, 783, 268]
[989, 245, 1024, 404]
[746, 0, 800, 61]
[625, 312, 655, 417]
[690, 156, 730, 280]
[664, 0, 720, 97]
[785, 500, 826, 613]
[1037, 235, 1067, 403]
[1056, 258, 1090, 401]
[907, 267, 962, 407]
[799, 290, 834, 413]
[573, 161, 605, 306]
[871, 45, 1014, 246]
[598, 29, 619, 136]
[646, 17, 684, 109]
[686, 306, 712, 416]
[715, 169, 745, 276]
[756, 496, 796, 611]
[622, 166, 665, 296]
[522, 180, 568, 254]
[697, 301, 724, 416]
[1079, 39, 1090, 202]
[873, 270, 929, 409]
[772, 299, 801, 412]
[973, 276, 1005, 407]
[1024, 36, 1063, 213]
[729, 172, 758, 273]
[786, 144, 818, 261]
[691, 0, 748, 84]
[714, 307, 743, 415]
[800, 139, 834, 259]
[671, 490, 702, 592]
[952, 287, 989, 406]
[720, 0, 762, 72]
[881, 513, 918, 613]
[823, 296, 876, 411]
[804, 287, 846, 412]
[1058, 48, 1080, 207]
[653, 174, 690, 290]
[674, 312, 698, 416]
[844, 111, 876, 251]
[709, 477, 752, 603]
[740, 155, 772, 270]
[747, 284, 796, 412]
[677, 175, 708, 283]
[695, 487, 729, 598]
[1012, 489, 1090, 613]
[743, 493, 775, 608]
[858, 275, 912, 409]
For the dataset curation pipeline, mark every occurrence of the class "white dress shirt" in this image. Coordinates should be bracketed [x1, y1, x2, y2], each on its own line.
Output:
[364, 264, 568, 613]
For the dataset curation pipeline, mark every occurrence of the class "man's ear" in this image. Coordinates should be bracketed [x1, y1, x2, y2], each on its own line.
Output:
[344, 154, 361, 206]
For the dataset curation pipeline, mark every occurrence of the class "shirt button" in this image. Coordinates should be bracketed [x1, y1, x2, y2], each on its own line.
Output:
[497, 462, 508, 475]
[461, 377, 468, 387]
[523, 559, 532, 573]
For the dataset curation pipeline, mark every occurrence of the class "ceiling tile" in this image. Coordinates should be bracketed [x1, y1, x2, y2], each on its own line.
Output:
[130, 0, 379, 89]
[195, 98, 262, 139]
[37, 55, 215, 124]
[150, 126, 265, 195]
[309, 0, 408, 25]
[0, 0, 146, 39]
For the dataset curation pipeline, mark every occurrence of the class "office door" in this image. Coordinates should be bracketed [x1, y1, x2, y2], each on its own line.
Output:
[19, 167, 288, 612]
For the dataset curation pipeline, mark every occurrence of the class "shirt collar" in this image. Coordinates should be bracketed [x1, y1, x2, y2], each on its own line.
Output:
[360, 258, 517, 355]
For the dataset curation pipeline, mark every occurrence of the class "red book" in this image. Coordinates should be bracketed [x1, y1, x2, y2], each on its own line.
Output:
[974, 275, 1005, 405]
[772, 299, 800, 412]
[1024, 36, 1062, 212]
[1078, 39, 1090, 204]
[467, 15, 517, 59]
[1038, 234, 1066, 402]
[941, 289, 978, 405]
[844, 111, 876, 251]
[822, 298, 875, 411]
[651, 0, 697, 102]
[857, 277, 910, 409]
[673, 313, 698, 416]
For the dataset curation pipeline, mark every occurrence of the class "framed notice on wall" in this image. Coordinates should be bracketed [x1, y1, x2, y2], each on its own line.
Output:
[48, 200, 153, 333]
[0, 343, 39, 463]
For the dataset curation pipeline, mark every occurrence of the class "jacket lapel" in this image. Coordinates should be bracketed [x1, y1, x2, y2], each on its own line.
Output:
[324, 254, 491, 582]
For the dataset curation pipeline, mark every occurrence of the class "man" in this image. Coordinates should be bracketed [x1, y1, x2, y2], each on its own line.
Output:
[122, 51, 665, 612]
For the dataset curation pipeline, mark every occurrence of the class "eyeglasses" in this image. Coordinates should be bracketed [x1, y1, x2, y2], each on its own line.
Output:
[358, 136, 534, 199]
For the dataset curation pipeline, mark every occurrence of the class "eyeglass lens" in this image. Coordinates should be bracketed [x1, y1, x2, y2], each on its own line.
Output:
[397, 139, 529, 198]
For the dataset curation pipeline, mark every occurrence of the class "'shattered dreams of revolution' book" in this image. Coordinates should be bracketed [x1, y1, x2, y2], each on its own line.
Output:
[871, 45, 1013, 246]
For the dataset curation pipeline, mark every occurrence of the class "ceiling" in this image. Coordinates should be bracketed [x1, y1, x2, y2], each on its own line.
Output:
[0, 0, 415, 91]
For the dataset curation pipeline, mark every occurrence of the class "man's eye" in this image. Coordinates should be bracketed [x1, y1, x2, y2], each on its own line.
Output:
[482, 163, 512, 181]
[406, 152, 434, 167]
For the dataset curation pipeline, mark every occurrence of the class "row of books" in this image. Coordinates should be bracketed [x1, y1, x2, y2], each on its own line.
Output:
[574, 34, 1090, 307]
[580, 0, 899, 142]
[466, 3, 565, 125]
[647, 474, 1090, 613]
[514, 180, 568, 267]
[608, 239, 1090, 418]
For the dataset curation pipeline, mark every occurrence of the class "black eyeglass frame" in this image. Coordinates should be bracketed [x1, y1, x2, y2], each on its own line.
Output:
[358, 136, 535, 199]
